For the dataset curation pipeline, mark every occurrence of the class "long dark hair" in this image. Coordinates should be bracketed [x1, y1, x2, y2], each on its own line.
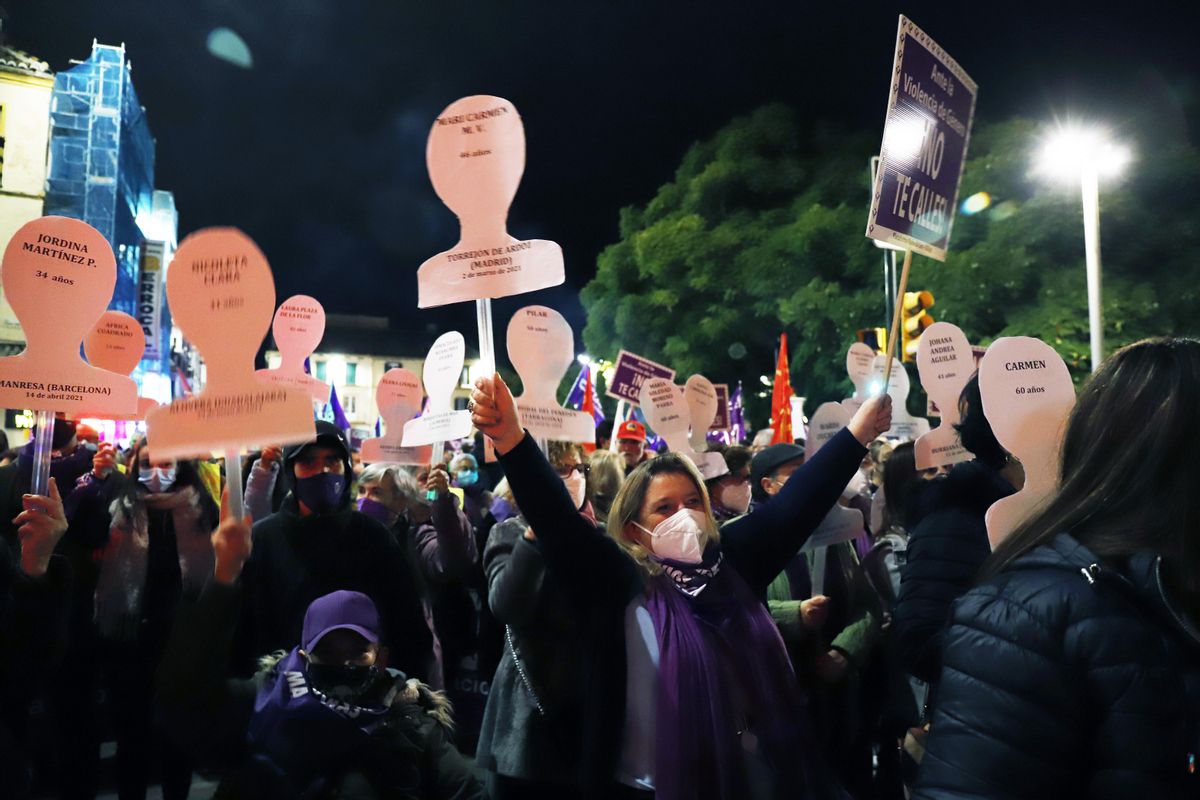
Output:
[985, 338, 1200, 599]
[954, 373, 1008, 470]
[116, 439, 219, 530]
[881, 441, 919, 533]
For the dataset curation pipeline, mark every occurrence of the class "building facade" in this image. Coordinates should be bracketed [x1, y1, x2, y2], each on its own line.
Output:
[44, 40, 176, 380]
[264, 315, 482, 445]
[0, 43, 53, 349]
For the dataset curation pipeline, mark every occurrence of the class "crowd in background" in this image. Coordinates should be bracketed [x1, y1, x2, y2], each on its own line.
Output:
[1, 336, 1198, 799]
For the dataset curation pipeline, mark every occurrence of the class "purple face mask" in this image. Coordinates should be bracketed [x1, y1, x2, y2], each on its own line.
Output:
[294, 473, 346, 515]
[356, 497, 394, 525]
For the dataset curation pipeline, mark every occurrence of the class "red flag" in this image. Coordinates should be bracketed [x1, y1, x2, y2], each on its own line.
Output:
[581, 365, 597, 453]
[770, 333, 794, 444]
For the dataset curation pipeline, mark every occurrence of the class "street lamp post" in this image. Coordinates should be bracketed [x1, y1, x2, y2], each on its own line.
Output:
[1080, 165, 1103, 375]
[1035, 125, 1131, 372]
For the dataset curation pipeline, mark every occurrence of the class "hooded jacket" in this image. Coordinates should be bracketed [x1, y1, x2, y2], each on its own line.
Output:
[892, 460, 1014, 684]
[235, 493, 432, 682]
[914, 533, 1200, 799]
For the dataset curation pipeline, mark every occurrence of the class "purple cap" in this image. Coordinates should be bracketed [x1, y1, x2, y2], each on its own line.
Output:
[301, 590, 382, 653]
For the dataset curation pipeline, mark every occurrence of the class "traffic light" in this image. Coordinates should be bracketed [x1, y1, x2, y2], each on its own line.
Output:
[901, 290, 935, 362]
[856, 327, 888, 354]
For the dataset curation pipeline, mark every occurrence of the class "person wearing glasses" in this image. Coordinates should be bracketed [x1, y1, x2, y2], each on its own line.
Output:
[475, 440, 599, 800]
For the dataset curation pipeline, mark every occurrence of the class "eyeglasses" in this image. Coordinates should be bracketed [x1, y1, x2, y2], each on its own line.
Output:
[555, 463, 590, 478]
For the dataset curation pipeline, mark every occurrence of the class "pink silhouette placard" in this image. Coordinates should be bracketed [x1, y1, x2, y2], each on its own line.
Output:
[144, 228, 315, 460]
[915, 322, 975, 469]
[804, 401, 866, 552]
[0, 216, 137, 415]
[361, 368, 432, 465]
[841, 342, 877, 416]
[979, 337, 1076, 548]
[506, 305, 594, 443]
[401, 332, 474, 447]
[639, 377, 727, 480]
[868, 354, 930, 441]
[255, 294, 332, 404]
[81, 310, 158, 420]
[418, 95, 565, 308]
[684, 374, 719, 453]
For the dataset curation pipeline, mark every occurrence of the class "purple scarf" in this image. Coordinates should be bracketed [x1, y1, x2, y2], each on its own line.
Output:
[245, 648, 397, 795]
[647, 548, 834, 800]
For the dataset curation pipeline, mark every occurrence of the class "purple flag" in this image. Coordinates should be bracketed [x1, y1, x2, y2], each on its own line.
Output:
[729, 381, 746, 445]
[328, 384, 351, 432]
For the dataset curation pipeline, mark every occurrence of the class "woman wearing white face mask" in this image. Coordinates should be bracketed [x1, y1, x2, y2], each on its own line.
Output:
[705, 444, 754, 522]
[69, 437, 219, 800]
[471, 373, 892, 800]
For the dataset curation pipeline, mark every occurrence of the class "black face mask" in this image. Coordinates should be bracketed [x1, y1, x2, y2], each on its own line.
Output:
[305, 663, 381, 703]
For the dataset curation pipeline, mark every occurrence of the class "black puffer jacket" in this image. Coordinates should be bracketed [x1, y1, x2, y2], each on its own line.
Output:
[893, 461, 1014, 684]
[914, 533, 1200, 799]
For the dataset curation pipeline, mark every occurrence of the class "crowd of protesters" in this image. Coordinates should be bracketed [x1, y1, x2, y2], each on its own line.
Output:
[1, 336, 1198, 799]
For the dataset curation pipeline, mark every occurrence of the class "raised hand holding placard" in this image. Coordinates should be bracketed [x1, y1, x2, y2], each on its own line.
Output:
[841, 342, 877, 416]
[143, 228, 316, 518]
[82, 310, 159, 420]
[401, 332, 473, 448]
[361, 368, 431, 466]
[419, 96, 564, 309]
[684, 374, 718, 453]
[803, 402, 866, 555]
[979, 337, 1076, 548]
[506, 305, 594, 444]
[915, 322, 975, 469]
[639, 377, 727, 480]
[0, 216, 138, 495]
[255, 295, 332, 404]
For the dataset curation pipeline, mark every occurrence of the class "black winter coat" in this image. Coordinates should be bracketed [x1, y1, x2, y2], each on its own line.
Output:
[893, 461, 1013, 684]
[914, 533, 1200, 799]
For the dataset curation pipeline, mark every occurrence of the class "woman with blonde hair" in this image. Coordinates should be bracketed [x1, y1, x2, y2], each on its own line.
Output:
[471, 373, 891, 800]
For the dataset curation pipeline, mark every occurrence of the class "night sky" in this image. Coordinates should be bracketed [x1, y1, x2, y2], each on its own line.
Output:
[6, 0, 1199, 352]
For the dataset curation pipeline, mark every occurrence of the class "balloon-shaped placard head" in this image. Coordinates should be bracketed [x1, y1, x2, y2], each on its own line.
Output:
[84, 311, 146, 377]
[272, 295, 325, 371]
[167, 228, 275, 384]
[507, 305, 573, 405]
[427, 96, 524, 232]
[3, 216, 116, 358]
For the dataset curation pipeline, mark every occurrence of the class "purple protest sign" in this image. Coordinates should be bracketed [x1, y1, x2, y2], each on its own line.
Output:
[709, 383, 730, 431]
[606, 349, 676, 406]
[866, 16, 977, 262]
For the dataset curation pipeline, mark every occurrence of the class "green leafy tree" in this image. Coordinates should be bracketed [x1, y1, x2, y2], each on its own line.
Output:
[582, 105, 1200, 427]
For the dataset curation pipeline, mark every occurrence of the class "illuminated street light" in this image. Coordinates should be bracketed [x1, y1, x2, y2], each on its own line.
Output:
[1035, 125, 1131, 372]
[577, 353, 592, 366]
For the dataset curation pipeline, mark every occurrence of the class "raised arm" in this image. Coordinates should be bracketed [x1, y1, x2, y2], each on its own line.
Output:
[156, 488, 259, 767]
[470, 373, 621, 577]
[414, 466, 478, 583]
[722, 395, 891, 592]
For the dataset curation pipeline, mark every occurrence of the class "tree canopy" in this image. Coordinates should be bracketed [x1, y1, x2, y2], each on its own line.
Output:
[581, 104, 1200, 428]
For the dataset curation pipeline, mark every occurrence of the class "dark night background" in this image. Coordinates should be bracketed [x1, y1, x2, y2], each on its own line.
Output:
[5, 0, 1198, 351]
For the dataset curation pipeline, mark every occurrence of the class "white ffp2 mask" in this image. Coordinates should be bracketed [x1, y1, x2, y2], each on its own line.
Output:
[636, 507, 707, 564]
